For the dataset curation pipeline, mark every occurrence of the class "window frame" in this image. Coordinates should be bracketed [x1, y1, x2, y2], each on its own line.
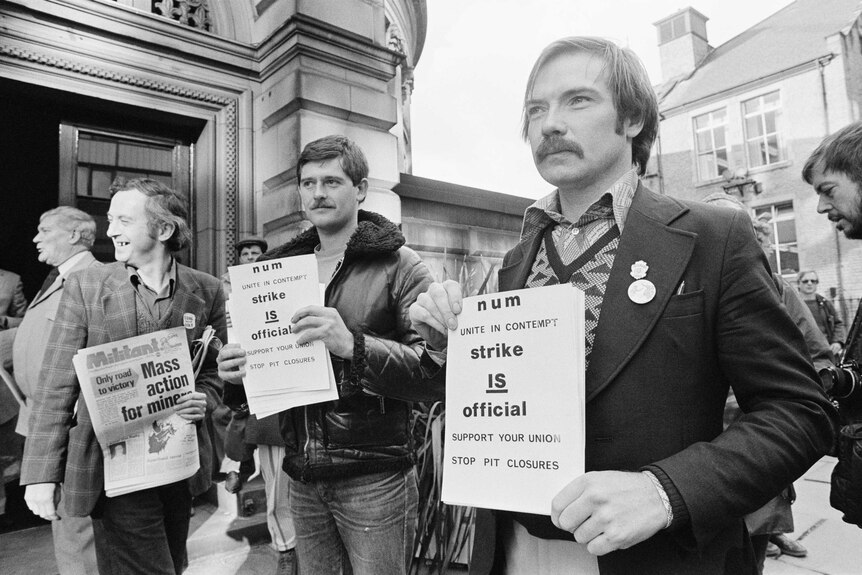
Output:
[742, 91, 784, 170]
[692, 107, 729, 182]
[753, 201, 798, 278]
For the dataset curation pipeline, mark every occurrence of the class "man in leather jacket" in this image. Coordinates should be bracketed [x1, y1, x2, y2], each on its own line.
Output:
[217, 135, 444, 574]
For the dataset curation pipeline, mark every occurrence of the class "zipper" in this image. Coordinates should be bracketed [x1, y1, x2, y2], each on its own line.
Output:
[302, 405, 311, 470]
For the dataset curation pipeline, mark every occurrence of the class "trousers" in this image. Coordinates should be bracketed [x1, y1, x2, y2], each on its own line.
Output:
[288, 467, 418, 575]
[91, 480, 191, 575]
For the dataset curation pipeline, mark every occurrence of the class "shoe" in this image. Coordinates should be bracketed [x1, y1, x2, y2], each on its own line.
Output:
[770, 533, 807, 557]
[224, 471, 243, 494]
[765, 541, 781, 558]
[276, 548, 297, 575]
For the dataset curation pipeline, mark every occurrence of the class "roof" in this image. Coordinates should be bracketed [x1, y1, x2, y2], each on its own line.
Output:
[660, 0, 862, 112]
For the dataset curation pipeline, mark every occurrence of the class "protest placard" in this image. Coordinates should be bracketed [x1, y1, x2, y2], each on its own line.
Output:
[228, 254, 337, 417]
[442, 283, 585, 515]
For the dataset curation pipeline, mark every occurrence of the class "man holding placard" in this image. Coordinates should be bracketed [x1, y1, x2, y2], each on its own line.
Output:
[217, 135, 443, 575]
[410, 37, 837, 574]
[21, 178, 226, 575]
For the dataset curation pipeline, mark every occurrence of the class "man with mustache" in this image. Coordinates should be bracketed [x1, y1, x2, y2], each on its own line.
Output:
[804, 121, 862, 528]
[410, 37, 836, 574]
[217, 135, 443, 574]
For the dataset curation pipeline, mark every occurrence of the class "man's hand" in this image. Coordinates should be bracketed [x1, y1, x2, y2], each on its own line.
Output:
[551, 471, 668, 555]
[291, 306, 353, 359]
[25, 483, 60, 521]
[831, 342, 843, 357]
[175, 391, 208, 421]
[408, 280, 464, 352]
[217, 343, 247, 384]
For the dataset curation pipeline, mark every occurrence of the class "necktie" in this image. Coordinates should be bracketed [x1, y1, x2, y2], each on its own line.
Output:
[36, 267, 60, 300]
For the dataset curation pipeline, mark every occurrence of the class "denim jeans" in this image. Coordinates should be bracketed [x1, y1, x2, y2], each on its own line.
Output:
[288, 467, 418, 575]
[91, 480, 191, 575]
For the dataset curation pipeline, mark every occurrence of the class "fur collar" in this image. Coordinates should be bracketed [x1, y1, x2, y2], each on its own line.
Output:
[262, 210, 405, 262]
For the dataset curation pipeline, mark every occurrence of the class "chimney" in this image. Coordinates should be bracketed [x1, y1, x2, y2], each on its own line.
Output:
[654, 7, 710, 81]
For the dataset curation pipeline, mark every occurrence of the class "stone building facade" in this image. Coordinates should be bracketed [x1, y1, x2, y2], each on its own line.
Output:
[1, 0, 526, 297]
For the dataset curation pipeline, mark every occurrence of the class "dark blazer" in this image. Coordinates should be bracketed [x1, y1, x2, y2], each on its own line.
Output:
[471, 184, 837, 575]
[20, 262, 227, 516]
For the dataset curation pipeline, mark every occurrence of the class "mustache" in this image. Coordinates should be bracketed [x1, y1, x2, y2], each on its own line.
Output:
[308, 201, 335, 210]
[535, 137, 584, 162]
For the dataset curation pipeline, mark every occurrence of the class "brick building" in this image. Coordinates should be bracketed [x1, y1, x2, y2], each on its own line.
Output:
[650, 0, 862, 322]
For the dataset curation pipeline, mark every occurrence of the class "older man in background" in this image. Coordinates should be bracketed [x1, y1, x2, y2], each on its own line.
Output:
[15, 206, 102, 574]
[797, 270, 845, 359]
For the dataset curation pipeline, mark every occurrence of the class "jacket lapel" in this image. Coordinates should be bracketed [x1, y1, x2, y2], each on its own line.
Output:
[585, 185, 696, 401]
[170, 264, 207, 347]
[498, 232, 545, 292]
[29, 252, 98, 309]
[102, 264, 139, 343]
[29, 276, 63, 309]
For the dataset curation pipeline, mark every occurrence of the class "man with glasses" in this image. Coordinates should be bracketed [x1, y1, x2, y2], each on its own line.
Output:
[797, 270, 845, 358]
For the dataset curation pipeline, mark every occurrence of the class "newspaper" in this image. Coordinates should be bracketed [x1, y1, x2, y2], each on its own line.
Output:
[72, 326, 204, 497]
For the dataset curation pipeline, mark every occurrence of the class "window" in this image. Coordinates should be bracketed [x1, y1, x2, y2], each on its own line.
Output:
[693, 109, 729, 181]
[743, 92, 783, 168]
[754, 202, 798, 276]
[75, 132, 174, 199]
[59, 125, 192, 264]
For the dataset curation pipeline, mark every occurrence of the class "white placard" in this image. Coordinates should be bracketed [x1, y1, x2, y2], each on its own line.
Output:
[442, 284, 585, 515]
[228, 255, 337, 416]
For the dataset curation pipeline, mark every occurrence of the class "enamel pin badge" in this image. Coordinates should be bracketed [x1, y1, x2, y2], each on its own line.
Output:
[183, 313, 196, 329]
[628, 260, 656, 305]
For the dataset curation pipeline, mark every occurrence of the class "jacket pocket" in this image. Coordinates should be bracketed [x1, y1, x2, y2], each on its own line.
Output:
[325, 395, 409, 448]
[662, 290, 704, 318]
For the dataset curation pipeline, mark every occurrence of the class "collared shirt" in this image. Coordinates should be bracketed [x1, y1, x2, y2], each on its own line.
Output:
[127, 259, 177, 322]
[57, 250, 90, 277]
[521, 168, 638, 255]
[523, 169, 638, 367]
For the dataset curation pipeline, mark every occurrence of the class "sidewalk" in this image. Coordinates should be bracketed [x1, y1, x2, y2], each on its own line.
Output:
[764, 456, 861, 575]
[0, 477, 271, 575]
[185, 456, 862, 574]
[1, 458, 859, 574]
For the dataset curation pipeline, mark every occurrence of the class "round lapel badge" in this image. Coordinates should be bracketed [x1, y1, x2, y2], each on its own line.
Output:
[628, 279, 656, 304]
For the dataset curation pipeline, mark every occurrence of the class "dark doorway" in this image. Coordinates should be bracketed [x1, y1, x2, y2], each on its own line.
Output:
[0, 77, 205, 300]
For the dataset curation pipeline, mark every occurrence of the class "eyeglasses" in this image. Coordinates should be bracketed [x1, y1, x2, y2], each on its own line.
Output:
[800, 279, 819, 284]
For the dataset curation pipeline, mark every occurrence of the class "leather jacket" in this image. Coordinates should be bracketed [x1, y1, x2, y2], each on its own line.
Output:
[227, 211, 444, 481]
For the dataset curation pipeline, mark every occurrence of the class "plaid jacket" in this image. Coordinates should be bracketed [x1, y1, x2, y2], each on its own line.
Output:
[20, 261, 227, 516]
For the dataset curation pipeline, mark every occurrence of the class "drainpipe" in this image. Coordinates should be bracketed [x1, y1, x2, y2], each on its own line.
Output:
[818, 54, 848, 323]
[656, 113, 666, 195]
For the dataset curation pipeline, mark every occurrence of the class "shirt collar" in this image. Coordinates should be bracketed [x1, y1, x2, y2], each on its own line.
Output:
[521, 169, 639, 241]
[126, 258, 177, 298]
[57, 250, 89, 276]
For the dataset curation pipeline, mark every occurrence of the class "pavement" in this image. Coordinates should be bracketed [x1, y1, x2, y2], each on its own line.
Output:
[1, 457, 860, 574]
